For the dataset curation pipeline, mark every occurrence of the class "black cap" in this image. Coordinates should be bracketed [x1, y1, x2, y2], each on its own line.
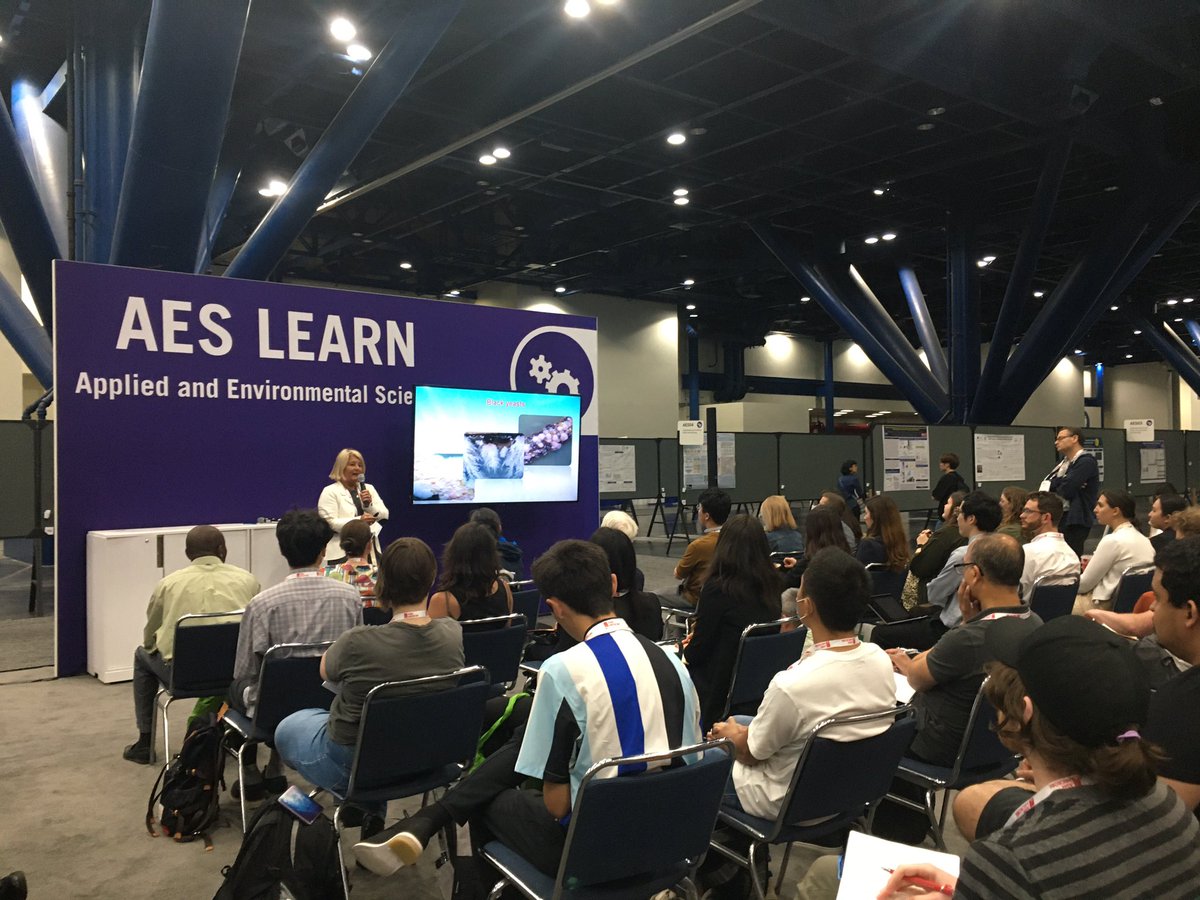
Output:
[984, 616, 1150, 748]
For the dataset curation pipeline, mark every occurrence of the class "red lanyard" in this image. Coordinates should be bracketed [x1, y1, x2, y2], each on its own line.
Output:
[979, 609, 1032, 621]
[1004, 776, 1085, 827]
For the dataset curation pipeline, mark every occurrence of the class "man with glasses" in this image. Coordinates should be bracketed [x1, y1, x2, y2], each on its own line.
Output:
[1046, 426, 1099, 556]
[1018, 491, 1081, 599]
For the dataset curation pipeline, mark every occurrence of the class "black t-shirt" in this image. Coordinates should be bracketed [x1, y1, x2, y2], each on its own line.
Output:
[1145, 665, 1200, 788]
[932, 471, 968, 507]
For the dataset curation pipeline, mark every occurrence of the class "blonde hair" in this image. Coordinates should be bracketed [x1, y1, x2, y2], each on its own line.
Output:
[601, 509, 638, 539]
[759, 495, 797, 532]
[1174, 506, 1200, 537]
[328, 448, 365, 482]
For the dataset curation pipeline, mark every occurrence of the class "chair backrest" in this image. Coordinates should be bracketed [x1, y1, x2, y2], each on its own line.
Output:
[461, 613, 527, 685]
[1028, 576, 1080, 621]
[949, 676, 1017, 781]
[347, 666, 491, 796]
[510, 586, 542, 632]
[865, 563, 907, 602]
[252, 641, 335, 734]
[169, 611, 243, 694]
[775, 707, 917, 838]
[1112, 566, 1155, 614]
[555, 740, 733, 892]
[721, 619, 808, 719]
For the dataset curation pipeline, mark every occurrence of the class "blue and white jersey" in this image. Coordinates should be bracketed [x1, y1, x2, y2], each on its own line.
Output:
[515, 618, 702, 805]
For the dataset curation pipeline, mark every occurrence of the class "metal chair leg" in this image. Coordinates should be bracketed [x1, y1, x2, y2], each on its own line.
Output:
[237, 742, 250, 832]
[678, 875, 700, 900]
[486, 878, 510, 900]
[747, 842, 768, 900]
[157, 690, 174, 764]
[332, 804, 351, 900]
[774, 842, 794, 896]
[924, 787, 946, 851]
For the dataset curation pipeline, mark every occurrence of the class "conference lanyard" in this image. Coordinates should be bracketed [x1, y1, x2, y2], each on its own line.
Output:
[978, 610, 1033, 621]
[794, 636, 859, 666]
[1004, 775, 1086, 828]
[391, 610, 428, 622]
[286, 570, 325, 581]
[584, 617, 630, 640]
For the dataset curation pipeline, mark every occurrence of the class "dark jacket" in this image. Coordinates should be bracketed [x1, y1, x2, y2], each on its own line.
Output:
[837, 473, 864, 517]
[931, 471, 968, 508]
[909, 523, 967, 583]
[1048, 452, 1100, 528]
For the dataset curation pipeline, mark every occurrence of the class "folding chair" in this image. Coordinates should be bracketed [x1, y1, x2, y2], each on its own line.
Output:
[659, 595, 697, 641]
[1111, 565, 1154, 614]
[889, 677, 1019, 849]
[719, 618, 807, 721]
[1027, 575, 1079, 621]
[462, 613, 528, 692]
[321, 666, 492, 899]
[222, 641, 333, 831]
[151, 610, 242, 763]
[481, 739, 733, 900]
[709, 707, 917, 900]
[865, 563, 907, 602]
[509, 581, 543, 632]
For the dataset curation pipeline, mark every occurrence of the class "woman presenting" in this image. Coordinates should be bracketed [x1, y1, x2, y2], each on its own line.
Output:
[318, 448, 389, 565]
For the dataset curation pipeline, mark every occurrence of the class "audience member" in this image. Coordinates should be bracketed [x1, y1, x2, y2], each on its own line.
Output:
[855, 495, 909, 571]
[318, 448, 388, 563]
[684, 514, 783, 726]
[1074, 489, 1154, 614]
[760, 494, 804, 554]
[820, 490, 860, 549]
[908, 491, 968, 605]
[353, 540, 702, 893]
[1047, 425, 1100, 557]
[600, 509, 645, 590]
[589, 527, 663, 641]
[781, 505, 851, 588]
[1150, 493, 1189, 553]
[123, 525, 260, 764]
[321, 518, 378, 606]
[996, 485, 1029, 543]
[274, 538, 463, 834]
[469, 507, 523, 580]
[228, 509, 362, 796]
[673, 487, 731, 606]
[428, 522, 514, 621]
[837, 459, 864, 519]
[930, 453, 969, 510]
[1017, 491, 1080, 599]
[708, 548, 895, 819]
[880, 616, 1199, 899]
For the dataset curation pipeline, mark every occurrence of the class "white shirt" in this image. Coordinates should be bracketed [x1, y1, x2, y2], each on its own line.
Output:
[1078, 522, 1155, 602]
[317, 481, 389, 561]
[1020, 532, 1081, 599]
[734, 642, 896, 819]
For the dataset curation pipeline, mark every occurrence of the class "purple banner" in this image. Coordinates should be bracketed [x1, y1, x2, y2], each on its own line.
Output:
[54, 261, 599, 675]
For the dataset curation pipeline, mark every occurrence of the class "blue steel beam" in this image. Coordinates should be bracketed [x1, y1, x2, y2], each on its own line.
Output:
[898, 266, 949, 391]
[823, 340, 835, 434]
[225, 0, 465, 281]
[752, 222, 947, 422]
[947, 212, 979, 423]
[971, 136, 1072, 421]
[0, 276, 52, 389]
[687, 326, 700, 419]
[1186, 320, 1200, 351]
[12, 78, 70, 256]
[0, 101, 58, 331]
[109, 0, 250, 271]
[1136, 316, 1200, 399]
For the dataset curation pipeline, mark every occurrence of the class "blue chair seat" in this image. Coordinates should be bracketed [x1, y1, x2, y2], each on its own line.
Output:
[482, 841, 691, 900]
[718, 803, 854, 848]
[328, 762, 465, 808]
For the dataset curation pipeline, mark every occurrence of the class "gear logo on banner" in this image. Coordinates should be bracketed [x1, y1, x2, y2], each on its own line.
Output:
[510, 328, 595, 425]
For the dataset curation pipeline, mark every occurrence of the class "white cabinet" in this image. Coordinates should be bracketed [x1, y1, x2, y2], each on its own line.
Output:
[86, 523, 286, 683]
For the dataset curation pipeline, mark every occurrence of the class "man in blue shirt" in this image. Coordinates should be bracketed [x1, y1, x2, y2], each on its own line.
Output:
[354, 539, 702, 887]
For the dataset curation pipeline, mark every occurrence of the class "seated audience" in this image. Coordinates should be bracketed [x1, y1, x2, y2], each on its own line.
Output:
[684, 514, 783, 727]
[855, 494, 909, 571]
[1017, 491, 1080, 599]
[908, 491, 967, 604]
[428, 522, 514, 621]
[819, 490, 860, 549]
[321, 518, 378, 606]
[759, 494, 804, 554]
[469, 507, 523, 581]
[996, 485, 1029, 543]
[781, 505, 852, 588]
[709, 548, 896, 819]
[930, 452, 968, 510]
[353, 540, 702, 892]
[1150, 492, 1189, 553]
[1075, 489, 1154, 613]
[879, 615, 1199, 899]
[274, 538, 464, 832]
[600, 509, 645, 590]
[123, 525, 260, 764]
[673, 487, 731, 606]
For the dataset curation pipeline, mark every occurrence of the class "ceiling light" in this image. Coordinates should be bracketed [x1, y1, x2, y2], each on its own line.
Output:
[1033, 290, 1044, 298]
[1104, 185, 1119, 192]
[666, 131, 687, 146]
[674, 196, 690, 205]
[916, 122, 936, 131]
[1149, 96, 1164, 106]
[800, 296, 810, 303]
[479, 154, 497, 165]
[1167, 298, 1179, 305]
[399, 261, 413, 270]
[329, 17, 356, 42]
[1126, 353, 1134, 359]
[492, 146, 511, 159]
[673, 188, 689, 197]
[1110, 305, 1119, 311]
[881, 232, 897, 241]
[564, 0, 591, 17]
[595, 0, 619, 5]
[447, 290, 460, 297]
[258, 179, 288, 197]
[1176, 318, 1184, 323]
[689, 313, 698, 318]
[682, 278, 695, 286]
[1185, 297, 1195, 303]
[1074, 349, 1084, 355]
[982, 255, 996, 263]
[976, 260, 989, 268]
[927, 106, 946, 116]
[686, 304, 696, 310]
[873, 188, 886, 196]
[1133, 329, 1142, 335]
[346, 43, 372, 62]
[864, 236, 879, 245]
[555, 286, 567, 294]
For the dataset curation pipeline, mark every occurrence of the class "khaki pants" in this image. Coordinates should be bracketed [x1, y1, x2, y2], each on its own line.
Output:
[794, 854, 841, 900]
[1071, 590, 1110, 616]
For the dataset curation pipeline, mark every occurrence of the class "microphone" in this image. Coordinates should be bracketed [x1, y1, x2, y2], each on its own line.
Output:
[356, 473, 365, 493]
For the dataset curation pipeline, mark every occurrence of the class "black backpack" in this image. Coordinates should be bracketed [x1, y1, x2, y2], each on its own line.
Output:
[146, 713, 226, 848]
[213, 800, 344, 900]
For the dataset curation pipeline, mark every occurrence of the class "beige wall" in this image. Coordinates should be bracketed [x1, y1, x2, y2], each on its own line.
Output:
[1104, 361, 1177, 430]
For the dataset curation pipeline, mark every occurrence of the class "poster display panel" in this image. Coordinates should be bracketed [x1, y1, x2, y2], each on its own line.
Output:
[974, 433, 1026, 483]
[882, 425, 930, 492]
[682, 433, 735, 490]
[1140, 441, 1167, 482]
[598, 444, 637, 494]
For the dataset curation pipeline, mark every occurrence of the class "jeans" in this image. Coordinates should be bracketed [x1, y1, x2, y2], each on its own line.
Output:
[274, 709, 383, 818]
[132, 646, 172, 734]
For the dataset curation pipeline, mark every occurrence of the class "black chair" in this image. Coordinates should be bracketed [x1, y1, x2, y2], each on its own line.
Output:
[889, 677, 1019, 849]
[462, 613, 528, 692]
[510, 582, 543, 633]
[1111, 565, 1155, 614]
[1027, 575, 1080, 621]
[709, 707, 917, 900]
[324, 666, 492, 898]
[865, 563, 906, 602]
[481, 739, 733, 900]
[151, 611, 242, 763]
[222, 641, 333, 831]
[719, 619, 807, 721]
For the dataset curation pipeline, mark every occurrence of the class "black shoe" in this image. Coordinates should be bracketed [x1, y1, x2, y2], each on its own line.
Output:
[361, 814, 385, 840]
[0, 871, 28, 900]
[263, 775, 289, 796]
[122, 742, 151, 765]
[230, 778, 266, 802]
[353, 814, 439, 876]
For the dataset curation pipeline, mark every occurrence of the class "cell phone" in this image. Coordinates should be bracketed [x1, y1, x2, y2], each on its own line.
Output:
[277, 785, 323, 824]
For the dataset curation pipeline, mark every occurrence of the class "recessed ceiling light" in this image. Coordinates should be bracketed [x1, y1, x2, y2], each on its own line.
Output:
[564, 0, 590, 17]
[351, 231, 364, 238]
[1104, 185, 1118, 192]
[666, 131, 687, 146]
[1110, 305, 1119, 311]
[927, 106, 946, 116]
[976, 260, 989, 268]
[595, 0, 619, 5]
[917, 122, 936, 131]
[1126, 353, 1134, 359]
[555, 286, 567, 294]
[399, 261, 413, 270]
[1074, 349, 1084, 355]
[1185, 298, 1195, 303]
[1149, 96, 1164, 106]
[674, 196, 690, 205]
[682, 278, 695, 286]
[673, 188, 689, 197]
[881, 232, 897, 241]
[479, 154, 497, 165]
[1033, 290, 1044, 298]
[1133, 329, 1141, 335]
[1167, 299, 1179, 305]
[872, 188, 886, 196]
[258, 179, 288, 197]
[982, 255, 996, 263]
[864, 236, 879, 245]
[800, 296, 810, 303]
[686, 304, 696, 310]
[346, 43, 372, 62]
[1176, 318, 1184, 323]
[330, 17, 356, 42]
[447, 290, 460, 297]
[689, 313, 698, 318]
[491, 146, 511, 160]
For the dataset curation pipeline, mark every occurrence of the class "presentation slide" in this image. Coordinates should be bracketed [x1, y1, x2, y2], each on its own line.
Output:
[412, 385, 580, 504]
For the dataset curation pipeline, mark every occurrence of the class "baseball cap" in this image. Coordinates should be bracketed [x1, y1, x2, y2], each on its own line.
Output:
[984, 615, 1150, 748]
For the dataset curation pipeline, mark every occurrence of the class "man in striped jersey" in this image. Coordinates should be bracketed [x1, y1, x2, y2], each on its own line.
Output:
[355, 539, 703, 886]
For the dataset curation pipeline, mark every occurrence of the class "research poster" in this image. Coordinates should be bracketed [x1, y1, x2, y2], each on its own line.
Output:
[682, 432, 735, 490]
[882, 425, 930, 492]
[1082, 437, 1106, 480]
[1139, 441, 1167, 482]
[598, 444, 637, 493]
[974, 433, 1026, 482]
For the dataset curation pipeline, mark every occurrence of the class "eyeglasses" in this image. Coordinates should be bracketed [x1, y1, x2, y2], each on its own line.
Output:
[951, 561, 979, 574]
[1018, 507, 1041, 517]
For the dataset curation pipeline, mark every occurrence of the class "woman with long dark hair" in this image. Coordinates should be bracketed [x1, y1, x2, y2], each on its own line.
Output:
[684, 514, 782, 726]
[427, 522, 513, 621]
[781, 505, 851, 588]
[855, 494, 910, 571]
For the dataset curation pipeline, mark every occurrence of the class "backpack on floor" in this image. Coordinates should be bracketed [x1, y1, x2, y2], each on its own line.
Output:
[145, 712, 226, 847]
[212, 800, 343, 900]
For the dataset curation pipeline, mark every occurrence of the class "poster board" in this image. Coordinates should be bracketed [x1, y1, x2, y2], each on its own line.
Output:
[870, 425, 971, 512]
[974, 426, 1056, 495]
[974, 432, 1026, 483]
[1090, 428, 1129, 493]
[1126, 430, 1185, 497]
[681, 432, 737, 495]
[597, 438, 664, 500]
[779, 433, 868, 502]
[0, 421, 53, 538]
[882, 425, 931, 492]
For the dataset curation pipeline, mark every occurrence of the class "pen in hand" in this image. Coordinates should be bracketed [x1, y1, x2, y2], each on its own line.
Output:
[881, 867, 955, 896]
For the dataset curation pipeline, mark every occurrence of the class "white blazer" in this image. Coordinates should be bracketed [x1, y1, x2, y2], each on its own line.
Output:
[318, 481, 389, 561]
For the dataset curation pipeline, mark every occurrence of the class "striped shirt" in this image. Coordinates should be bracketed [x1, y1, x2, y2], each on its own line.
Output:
[958, 781, 1200, 899]
[515, 618, 702, 805]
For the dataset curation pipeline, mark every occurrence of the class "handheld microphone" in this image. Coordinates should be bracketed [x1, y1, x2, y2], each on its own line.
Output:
[356, 473, 366, 492]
